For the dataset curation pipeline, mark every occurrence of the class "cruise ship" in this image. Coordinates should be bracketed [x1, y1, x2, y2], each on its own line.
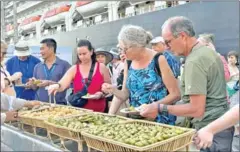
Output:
[1, 1, 188, 44]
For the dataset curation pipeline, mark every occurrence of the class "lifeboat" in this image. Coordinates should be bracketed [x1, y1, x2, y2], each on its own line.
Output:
[6, 24, 14, 36]
[75, 1, 108, 18]
[19, 15, 41, 33]
[43, 5, 71, 26]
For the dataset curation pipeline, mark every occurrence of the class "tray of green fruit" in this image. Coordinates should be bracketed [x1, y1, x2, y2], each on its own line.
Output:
[45, 112, 130, 141]
[81, 119, 196, 152]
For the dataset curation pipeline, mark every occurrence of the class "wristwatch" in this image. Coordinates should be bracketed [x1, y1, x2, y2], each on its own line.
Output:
[162, 104, 168, 114]
[158, 104, 168, 114]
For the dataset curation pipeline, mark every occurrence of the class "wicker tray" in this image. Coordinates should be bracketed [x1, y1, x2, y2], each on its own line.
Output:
[45, 112, 130, 140]
[19, 105, 92, 129]
[81, 120, 196, 152]
[45, 112, 130, 151]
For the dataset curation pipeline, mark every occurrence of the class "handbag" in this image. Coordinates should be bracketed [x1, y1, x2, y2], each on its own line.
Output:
[68, 62, 96, 107]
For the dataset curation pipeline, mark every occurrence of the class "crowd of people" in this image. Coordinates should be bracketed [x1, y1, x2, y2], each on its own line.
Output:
[1, 16, 239, 152]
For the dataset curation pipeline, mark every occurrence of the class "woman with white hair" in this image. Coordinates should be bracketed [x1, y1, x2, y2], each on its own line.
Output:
[102, 25, 180, 124]
[1, 40, 22, 96]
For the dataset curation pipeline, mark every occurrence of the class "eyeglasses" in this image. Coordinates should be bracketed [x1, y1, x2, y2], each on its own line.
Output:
[1, 52, 7, 56]
[117, 46, 132, 54]
[164, 38, 175, 47]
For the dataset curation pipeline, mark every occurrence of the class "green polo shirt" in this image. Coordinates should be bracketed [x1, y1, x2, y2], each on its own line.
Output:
[181, 43, 229, 129]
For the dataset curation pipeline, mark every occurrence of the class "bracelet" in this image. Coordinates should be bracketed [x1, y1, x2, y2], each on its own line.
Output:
[158, 103, 162, 113]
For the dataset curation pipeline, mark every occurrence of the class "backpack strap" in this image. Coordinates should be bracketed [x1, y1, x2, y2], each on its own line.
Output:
[127, 60, 132, 69]
[153, 52, 163, 77]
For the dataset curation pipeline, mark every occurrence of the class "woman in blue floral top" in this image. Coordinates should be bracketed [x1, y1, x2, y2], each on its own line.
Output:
[102, 25, 180, 125]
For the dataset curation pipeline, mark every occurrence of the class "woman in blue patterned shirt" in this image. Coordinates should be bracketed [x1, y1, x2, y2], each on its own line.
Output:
[102, 25, 180, 125]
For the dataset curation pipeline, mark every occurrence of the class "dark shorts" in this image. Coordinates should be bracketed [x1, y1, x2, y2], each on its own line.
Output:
[200, 127, 234, 152]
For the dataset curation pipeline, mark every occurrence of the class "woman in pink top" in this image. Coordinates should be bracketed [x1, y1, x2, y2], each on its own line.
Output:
[47, 40, 111, 112]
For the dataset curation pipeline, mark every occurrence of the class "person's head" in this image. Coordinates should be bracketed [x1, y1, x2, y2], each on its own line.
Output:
[40, 38, 57, 60]
[95, 48, 113, 65]
[150, 36, 166, 52]
[162, 16, 196, 56]
[110, 48, 120, 64]
[118, 25, 153, 60]
[198, 33, 216, 51]
[76, 39, 96, 64]
[228, 51, 239, 66]
[1, 40, 8, 63]
[14, 41, 31, 61]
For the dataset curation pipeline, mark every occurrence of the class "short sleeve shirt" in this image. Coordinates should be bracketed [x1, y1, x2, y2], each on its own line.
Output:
[181, 44, 229, 129]
[33, 56, 71, 104]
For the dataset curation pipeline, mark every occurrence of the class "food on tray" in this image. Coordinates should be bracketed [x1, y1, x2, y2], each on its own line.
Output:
[33, 79, 42, 85]
[19, 107, 82, 119]
[85, 123, 186, 147]
[18, 103, 51, 112]
[47, 114, 126, 131]
[125, 106, 137, 112]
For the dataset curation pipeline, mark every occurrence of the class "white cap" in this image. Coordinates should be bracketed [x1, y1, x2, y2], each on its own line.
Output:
[14, 41, 31, 57]
[150, 36, 165, 44]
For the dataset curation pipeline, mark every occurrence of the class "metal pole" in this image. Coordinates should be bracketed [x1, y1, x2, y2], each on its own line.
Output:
[1, 1, 5, 40]
[13, 1, 18, 44]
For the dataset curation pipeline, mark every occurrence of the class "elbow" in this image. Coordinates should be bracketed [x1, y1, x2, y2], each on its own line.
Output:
[169, 90, 181, 103]
[192, 109, 205, 118]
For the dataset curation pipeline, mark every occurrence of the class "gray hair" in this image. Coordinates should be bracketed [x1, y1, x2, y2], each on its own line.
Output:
[198, 33, 215, 44]
[118, 25, 153, 48]
[162, 16, 195, 38]
[1, 40, 8, 49]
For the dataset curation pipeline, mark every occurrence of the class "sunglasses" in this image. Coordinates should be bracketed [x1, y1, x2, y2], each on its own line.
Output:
[1, 52, 7, 55]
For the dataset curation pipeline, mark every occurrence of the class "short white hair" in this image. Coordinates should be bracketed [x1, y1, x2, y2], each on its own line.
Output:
[118, 25, 153, 48]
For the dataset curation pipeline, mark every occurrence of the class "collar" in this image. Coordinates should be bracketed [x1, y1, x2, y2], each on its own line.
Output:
[42, 56, 60, 65]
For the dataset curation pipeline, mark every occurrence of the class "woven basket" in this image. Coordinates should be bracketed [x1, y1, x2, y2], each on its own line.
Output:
[81, 120, 196, 152]
[45, 112, 130, 141]
[19, 105, 92, 129]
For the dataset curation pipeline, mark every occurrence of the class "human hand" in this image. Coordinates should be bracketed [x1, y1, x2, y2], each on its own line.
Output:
[10, 72, 22, 81]
[140, 102, 159, 119]
[46, 83, 60, 95]
[5, 111, 18, 122]
[102, 83, 115, 94]
[25, 78, 37, 89]
[193, 127, 214, 150]
[90, 92, 104, 100]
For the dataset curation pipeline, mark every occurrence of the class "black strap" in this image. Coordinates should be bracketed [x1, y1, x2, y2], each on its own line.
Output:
[127, 52, 162, 77]
[85, 62, 96, 87]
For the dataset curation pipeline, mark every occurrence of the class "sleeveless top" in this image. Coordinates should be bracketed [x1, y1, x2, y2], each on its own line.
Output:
[126, 59, 176, 125]
[73, 62, 106, 112]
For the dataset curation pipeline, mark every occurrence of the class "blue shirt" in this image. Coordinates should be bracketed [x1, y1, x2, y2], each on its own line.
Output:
[6, 55, 41, 100]
[33, 56, 71, 104]
[163, 51, 180, 78]
[126, 52, 180, 125]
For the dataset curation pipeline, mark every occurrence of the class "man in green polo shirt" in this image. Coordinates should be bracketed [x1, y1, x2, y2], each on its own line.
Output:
[140, 16, 234, 152]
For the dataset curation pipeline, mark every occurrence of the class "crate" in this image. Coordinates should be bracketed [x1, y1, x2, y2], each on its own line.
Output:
[45, 112, 130, 151]
[81, 119, 196, 152]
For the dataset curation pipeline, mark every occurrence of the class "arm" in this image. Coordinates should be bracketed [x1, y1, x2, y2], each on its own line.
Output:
[194, 105, 239, 149]
[108, 61, 130, 114]
[100, 63, 111, 84]
[112, 60, 129, 101]
[203, 104, 239, 134]
[57, 65, 75, 92]
[156, 56, 181, 105]
[167, 62, 207, 118]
